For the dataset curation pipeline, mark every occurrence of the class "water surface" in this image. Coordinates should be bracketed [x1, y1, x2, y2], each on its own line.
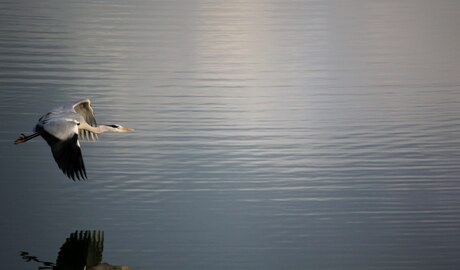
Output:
[2, 0, 460, 269]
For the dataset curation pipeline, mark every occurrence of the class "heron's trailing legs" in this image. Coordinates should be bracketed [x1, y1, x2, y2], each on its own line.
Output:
[14, 132, 40, 144]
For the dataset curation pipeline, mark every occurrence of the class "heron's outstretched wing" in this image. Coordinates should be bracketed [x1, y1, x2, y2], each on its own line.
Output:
[36, 123, 87, 180]
[73, 99, 98, 141]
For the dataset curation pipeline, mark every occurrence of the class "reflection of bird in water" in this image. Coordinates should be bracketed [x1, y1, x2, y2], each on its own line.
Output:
[14, 99, 133, 180]
[21, 230, 132, 270]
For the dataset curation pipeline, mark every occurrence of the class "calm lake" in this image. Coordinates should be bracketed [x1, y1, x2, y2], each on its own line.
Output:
[2, 0, 460, 269]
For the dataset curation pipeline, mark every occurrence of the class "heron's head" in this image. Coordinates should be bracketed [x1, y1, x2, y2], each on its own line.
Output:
[107, 124, 134, 132]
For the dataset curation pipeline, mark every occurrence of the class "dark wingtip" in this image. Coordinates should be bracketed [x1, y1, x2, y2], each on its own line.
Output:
[77, 169, 87, 181]
[65, 169, 87, 181]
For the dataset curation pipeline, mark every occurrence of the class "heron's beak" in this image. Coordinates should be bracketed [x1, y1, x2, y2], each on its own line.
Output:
[121, 127, 134, 132]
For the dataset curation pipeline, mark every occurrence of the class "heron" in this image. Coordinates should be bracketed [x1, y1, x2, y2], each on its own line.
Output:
[14, 99, 133, 180]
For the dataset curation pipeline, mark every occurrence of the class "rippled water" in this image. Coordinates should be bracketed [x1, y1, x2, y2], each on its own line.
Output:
[2, 0, 460, 269]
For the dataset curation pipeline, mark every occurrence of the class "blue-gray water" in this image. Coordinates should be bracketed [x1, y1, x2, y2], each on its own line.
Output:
[2, 0, 460, 269]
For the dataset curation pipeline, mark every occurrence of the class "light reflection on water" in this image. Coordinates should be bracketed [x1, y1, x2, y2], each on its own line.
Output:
[2, 0, 460, 269]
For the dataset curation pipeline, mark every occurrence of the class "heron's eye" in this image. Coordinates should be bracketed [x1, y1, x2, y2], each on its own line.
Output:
[109, 124, 120, 128]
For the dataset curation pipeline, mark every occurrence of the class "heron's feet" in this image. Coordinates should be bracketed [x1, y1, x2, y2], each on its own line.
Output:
[14, 133, 27, 144]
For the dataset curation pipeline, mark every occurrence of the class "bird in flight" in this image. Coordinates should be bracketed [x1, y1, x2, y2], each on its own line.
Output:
[14, 99, 133, 180]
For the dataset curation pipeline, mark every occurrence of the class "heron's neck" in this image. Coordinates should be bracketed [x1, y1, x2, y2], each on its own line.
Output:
[80, 123, 116, 134]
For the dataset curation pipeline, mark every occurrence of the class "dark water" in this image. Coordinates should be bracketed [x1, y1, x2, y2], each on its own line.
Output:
[2, 0, 460, 269]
